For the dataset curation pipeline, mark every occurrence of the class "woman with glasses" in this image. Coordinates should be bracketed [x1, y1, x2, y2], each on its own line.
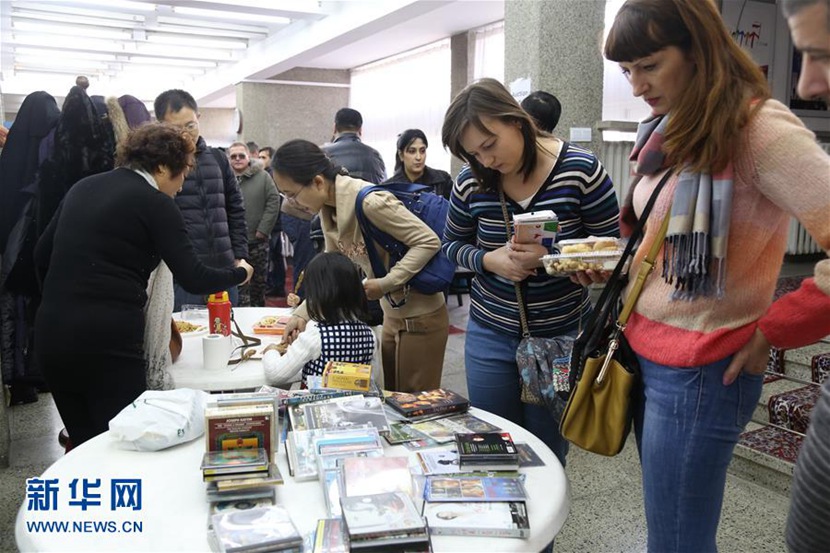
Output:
[34, 123, 253, 447]
[273, 139, 449, 393]
[383, 129, 453, 199]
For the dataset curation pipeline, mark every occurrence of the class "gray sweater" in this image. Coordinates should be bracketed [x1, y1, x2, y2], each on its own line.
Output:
[787, 377, 830, 552]
[237, 162, 280, 243]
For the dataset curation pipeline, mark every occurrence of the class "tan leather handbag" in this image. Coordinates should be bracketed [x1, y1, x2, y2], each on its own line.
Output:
[560, 172, 672, 456]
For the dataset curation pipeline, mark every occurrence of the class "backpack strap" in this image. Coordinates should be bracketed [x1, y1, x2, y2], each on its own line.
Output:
[354, 185, 390, 282]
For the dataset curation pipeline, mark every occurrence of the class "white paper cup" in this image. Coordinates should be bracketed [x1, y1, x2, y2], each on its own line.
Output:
[202, 334, 231, 371]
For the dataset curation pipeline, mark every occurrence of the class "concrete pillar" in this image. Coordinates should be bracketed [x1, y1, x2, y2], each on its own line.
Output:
[449, 31, 475, 178]
[235, 68, 350, 151]
[504, 0, 606, 155]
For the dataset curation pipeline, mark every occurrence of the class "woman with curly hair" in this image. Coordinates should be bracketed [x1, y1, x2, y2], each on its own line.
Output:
[35, 123, 253, 447]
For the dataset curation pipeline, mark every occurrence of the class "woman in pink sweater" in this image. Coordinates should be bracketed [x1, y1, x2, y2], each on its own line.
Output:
[585, 1, 830, 551]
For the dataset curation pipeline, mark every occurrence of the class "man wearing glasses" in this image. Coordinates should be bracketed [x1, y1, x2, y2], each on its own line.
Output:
[154, 89, 248, 310]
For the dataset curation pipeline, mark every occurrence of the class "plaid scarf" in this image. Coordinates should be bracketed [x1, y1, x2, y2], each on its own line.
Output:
[620, 114, 734, 300]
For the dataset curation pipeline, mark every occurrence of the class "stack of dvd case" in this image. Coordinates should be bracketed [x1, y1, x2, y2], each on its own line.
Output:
[340, 492, 430, 552]
[209, 505, 302, 552]
[455, 432, 520, 471]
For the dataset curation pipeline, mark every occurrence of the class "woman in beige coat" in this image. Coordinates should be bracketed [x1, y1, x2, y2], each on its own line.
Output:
[273, 139, 449, 392]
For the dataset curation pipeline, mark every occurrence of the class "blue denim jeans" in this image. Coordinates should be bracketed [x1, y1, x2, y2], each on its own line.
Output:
[634, 354, 763, 553]
[173, 285, 238, 313]
[464, 317, 570, 467]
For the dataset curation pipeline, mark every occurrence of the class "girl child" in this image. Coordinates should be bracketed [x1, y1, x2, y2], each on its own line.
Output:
[263, 252, 376, 387]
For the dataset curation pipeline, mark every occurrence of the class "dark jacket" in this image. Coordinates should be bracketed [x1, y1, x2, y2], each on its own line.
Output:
[0, 91, 60, 255]
[322, 133, 386, 184]
[384, 166, 453, 199]
[35, 168, 247, 355]
[174, 137, 248, 268]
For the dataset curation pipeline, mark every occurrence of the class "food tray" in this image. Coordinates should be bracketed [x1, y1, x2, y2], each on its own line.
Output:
[542, 250, 624, 276]
[252, 315, 291, 335]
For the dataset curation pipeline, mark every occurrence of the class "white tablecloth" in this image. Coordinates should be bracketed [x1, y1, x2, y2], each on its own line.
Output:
[16, 408, 570, 552]
[169, 307, 292, 392]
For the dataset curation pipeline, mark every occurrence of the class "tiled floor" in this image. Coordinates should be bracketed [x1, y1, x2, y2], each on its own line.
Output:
[1, 287, 802, 552]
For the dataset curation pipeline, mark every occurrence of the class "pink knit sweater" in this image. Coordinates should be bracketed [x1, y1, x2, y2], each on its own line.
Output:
[625, 100, 830, 367]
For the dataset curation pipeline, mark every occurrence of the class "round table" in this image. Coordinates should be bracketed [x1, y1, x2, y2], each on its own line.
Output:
[15, 408, 570, 552]
[169, 307, 292, 391]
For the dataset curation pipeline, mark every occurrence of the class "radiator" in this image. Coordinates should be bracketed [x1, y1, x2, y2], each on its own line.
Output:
[600, 140, 827, 256]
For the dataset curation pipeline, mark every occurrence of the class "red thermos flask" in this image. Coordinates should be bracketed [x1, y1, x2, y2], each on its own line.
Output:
[207, 292, 232, 336]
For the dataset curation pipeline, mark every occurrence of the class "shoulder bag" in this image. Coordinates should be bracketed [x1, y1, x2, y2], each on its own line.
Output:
[559, 170, 673, 456]
[499, 188, 575, 420]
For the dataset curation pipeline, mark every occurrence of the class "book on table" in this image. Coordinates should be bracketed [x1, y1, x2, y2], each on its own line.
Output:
[422, 501, 530, 538]
[455, 431, 520, 471]
[302, 395, 390, 435]
[287, 426, 383, 482]
[340, 456, 413, 498]
[340, 492, 429, 551]
[206, 464, 284, 493]
[200, 449, 269, 477]
[384, 388, 470, 420]
[209, 505, 302, 553]
[312, 518, 349, 553]
[423, 476, 527, 502]
[207, 495, 276, 530]
[204, 404, 277, 462]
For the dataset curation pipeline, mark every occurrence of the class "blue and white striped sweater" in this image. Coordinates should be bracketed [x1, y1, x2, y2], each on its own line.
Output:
[442, 143, 620, 338]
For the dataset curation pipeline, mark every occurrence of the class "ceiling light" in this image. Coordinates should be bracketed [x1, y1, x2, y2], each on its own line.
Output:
[156, 15, 269, 36]
[12, 9, 145, 28]
[12, 21, 132, 40]
[56, 0, 157, 11]
[145, 33, 247, 50]
[172, 7, 290, 25]
[14, 47, 118, 62]
[128, 56, 218, 68]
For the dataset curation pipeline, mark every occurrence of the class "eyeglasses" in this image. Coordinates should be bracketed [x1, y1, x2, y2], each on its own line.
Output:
[183, 121, 199, 132]
[229, 154, 247, 160]
[282, 186, 307, 203]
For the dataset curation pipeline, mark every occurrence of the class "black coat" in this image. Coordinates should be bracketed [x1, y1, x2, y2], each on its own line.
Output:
[384, 166, 453, 199]
[322, 133, 387, 184]
[174, 138, 248, 268]
[35, 168, 247, 355]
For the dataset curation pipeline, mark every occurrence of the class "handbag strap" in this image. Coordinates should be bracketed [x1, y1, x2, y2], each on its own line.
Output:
[616, 207, 671, 326]
[498, 187, 533, 338]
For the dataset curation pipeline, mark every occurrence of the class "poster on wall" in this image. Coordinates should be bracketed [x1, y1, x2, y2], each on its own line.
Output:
[721, 0, 776, 80]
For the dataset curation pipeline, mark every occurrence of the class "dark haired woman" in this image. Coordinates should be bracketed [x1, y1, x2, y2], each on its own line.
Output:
[441, 77, 620, 465]
[273, 139, 449, 393]
[595, 1, 830, 550]
[35, 122, 253, 447]
[263, 252, 375, 387]
[383, 129, 453, 199]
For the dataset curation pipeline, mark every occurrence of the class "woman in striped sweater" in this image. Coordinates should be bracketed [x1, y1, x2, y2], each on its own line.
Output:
[592, 1, 830, 551]
[441, 78, 620, 465]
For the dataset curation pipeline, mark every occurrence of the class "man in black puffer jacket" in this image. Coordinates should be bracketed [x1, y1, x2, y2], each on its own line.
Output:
[154, 89, 248, 310]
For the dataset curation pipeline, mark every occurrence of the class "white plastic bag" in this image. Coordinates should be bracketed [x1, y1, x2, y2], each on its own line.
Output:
[109, 388, 209, 451]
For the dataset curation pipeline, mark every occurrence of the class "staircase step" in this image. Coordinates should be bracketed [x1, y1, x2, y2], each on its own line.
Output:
[767, 385, 821, 433]
[811, 352, 830, 385]
[785, 342, 830, 375]
[729, 423, 802, 496]
[754, 379, 809, 425]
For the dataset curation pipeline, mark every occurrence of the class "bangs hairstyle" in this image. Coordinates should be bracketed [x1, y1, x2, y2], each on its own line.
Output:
[604, 0, 770, 173]
[442, 78, 541, 191]
[116, 122, 195, 176]
[303, 252, 369, 324]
